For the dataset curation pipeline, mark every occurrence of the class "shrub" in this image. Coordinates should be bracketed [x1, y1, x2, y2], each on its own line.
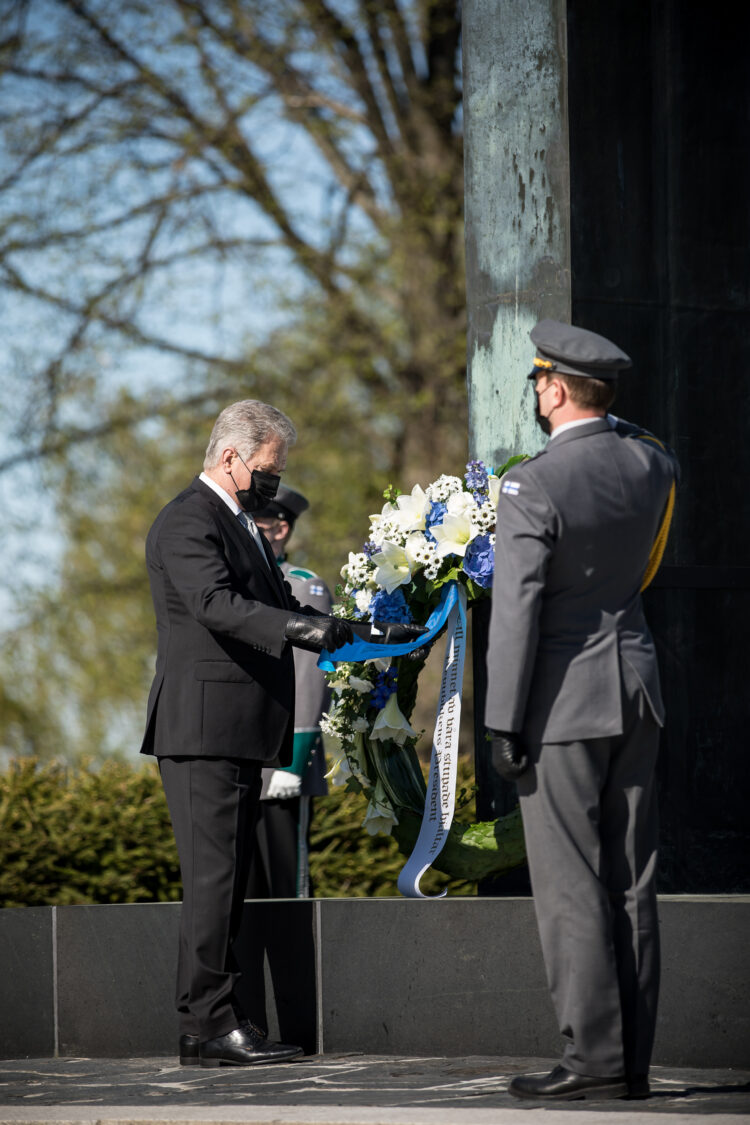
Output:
[0, 756, 476, 906]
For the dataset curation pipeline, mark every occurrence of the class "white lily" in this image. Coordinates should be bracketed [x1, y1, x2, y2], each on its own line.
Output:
[430, 510, 478, 557]
[370, 691, 418, 746]
[363, 779, 399, 836]
[324, 752, 351, 787]
[487, 474, 501, 508]
[394, 484, 431, 533]
[372, 539, 413, 593]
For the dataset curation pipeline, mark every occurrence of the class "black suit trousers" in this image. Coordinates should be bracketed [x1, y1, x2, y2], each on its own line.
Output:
[159, 755, 262, 1041]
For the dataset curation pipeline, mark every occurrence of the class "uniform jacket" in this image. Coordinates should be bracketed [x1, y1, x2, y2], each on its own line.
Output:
[259, 560, 333, 798]
[485, 417, 679, 743]
[140, 476, 310, 763]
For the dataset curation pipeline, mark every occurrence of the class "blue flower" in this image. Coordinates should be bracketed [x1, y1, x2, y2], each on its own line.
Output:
[465, 459, 489, 493]
[362, 539, 378, 559]
[463, 533, 494, 588]
[424, 500, 447, 543]
[370, 587, 413, 624]
[371, 668, 398, 709]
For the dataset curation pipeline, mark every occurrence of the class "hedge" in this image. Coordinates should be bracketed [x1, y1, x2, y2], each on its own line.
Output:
[0, 756, 476, 907]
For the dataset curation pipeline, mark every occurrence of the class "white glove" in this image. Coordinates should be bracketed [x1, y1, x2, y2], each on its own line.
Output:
[265, 770, 303, 800]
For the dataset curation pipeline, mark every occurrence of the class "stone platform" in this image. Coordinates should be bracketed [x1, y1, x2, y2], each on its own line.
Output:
[1, 897, 748, 1067]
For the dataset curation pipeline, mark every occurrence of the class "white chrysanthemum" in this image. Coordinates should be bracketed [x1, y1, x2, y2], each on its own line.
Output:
[403, 530, 436, 573]
[341, 551, 373, 587]
[424, 557, 442, 581]
[474, 502, 497, 534]
[425, 474, 464, 501]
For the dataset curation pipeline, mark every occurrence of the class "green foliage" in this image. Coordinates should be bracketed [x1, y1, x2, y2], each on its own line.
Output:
[0, 757, 180, 907]
[0, 755, 479, 907]
[310, 756, 478, 898]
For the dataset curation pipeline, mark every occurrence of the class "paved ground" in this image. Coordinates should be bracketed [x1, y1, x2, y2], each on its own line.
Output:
[0, 1055, 748, 1125]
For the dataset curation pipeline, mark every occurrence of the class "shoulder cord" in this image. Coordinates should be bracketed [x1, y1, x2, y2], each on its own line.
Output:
[634, 434, 677, 591]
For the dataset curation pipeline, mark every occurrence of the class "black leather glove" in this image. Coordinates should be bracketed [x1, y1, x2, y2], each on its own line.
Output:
[284, 613, 353, 654]
[488, 729, 530, 781]
[350, 620, 430, 661]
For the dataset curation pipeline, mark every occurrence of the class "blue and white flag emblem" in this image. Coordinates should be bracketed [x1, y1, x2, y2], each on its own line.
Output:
[501, 479, 521, 495]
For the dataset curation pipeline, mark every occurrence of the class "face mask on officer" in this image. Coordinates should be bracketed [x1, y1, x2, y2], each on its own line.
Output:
[230, 452, 280, 513]
[534, 380, 556, 436]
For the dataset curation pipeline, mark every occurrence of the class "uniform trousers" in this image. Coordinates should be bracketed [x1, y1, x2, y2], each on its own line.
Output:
[159, 755, 262, 1042]
[247, 796, 312, 899]
[516, 662, 660, 1079]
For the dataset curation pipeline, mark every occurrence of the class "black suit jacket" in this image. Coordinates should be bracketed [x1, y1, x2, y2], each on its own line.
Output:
[140, 477, 306, 763]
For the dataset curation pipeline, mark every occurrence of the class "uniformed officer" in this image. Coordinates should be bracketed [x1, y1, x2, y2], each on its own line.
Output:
[485, 320, 679, 1101]
[248, 484, 332, 898]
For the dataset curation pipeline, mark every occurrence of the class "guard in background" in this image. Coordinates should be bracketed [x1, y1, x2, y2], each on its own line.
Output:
[485, 320, 678, 1101]
[248, 484, 331, 898]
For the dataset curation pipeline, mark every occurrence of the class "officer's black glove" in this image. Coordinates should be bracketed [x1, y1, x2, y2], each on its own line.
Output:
[488, 729, 530, 781]
[285, 613, 353, 654]
[350, 620, 430, 661]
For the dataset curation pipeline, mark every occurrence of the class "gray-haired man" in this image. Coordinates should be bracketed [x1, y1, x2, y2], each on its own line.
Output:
[141, 400, 354, 1068]
[485, 322, 678, 1101]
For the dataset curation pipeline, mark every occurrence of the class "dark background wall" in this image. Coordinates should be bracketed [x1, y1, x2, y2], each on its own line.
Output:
[567, 0, 750, 890]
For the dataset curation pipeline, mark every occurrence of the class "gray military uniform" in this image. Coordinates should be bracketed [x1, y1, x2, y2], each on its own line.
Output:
[249, 561, 332, 898]
[486, 414, 678, 1080]
[260, 561, 332, 799]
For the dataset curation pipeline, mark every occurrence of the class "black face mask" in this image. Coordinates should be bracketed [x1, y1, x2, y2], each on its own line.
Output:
[534, 391, 552, 436]
[231, 457, 280, 513]
[533, 381, 554, 436]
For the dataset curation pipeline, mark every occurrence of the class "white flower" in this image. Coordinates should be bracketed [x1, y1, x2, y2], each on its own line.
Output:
[363, 779, 399, 836]
[366, 656, 392, 672]
[351, 715, 370, 732]
[372, 539, 413, 593]
[370, 692, 418, 746]
[487, 474, 501, 508]
[324, 752, 351, 787]
[430, 511, 478, 558]
[347, 675, 372, 693]
[446, 490, 478, 519]
[341, 551, 373, 587]
[404, 531, 437, 570]
[354, 588, 374, 616]
[474, 502, 497, 534]
[394, 484, 431, 533]
[425, 474, 464, 501]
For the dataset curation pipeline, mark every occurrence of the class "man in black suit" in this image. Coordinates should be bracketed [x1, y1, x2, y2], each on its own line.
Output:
[140, 399, 354, 1068]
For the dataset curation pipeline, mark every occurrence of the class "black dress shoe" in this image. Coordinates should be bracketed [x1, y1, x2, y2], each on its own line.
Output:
[180, 1020, 268, 1065]
[199, 1026, 303, 1068]
[179, 1033, 200, 1066]
[627, 1074, 651, 1098]
[509, 1064, 628, 1101]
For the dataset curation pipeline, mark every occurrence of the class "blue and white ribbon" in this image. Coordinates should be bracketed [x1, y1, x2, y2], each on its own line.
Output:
[397, 584, 467, 898]
[317, 581, 459, 672]
[317, 581, 468, 898]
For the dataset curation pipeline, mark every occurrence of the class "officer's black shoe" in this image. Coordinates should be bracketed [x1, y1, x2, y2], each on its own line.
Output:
[199, 1026, 303, 1068]
[508, 1064, 628, 1101]
[180, 1020, 269, 1066]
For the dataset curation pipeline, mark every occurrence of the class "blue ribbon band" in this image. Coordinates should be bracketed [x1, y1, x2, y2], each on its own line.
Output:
[317, 582, 459, 673]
